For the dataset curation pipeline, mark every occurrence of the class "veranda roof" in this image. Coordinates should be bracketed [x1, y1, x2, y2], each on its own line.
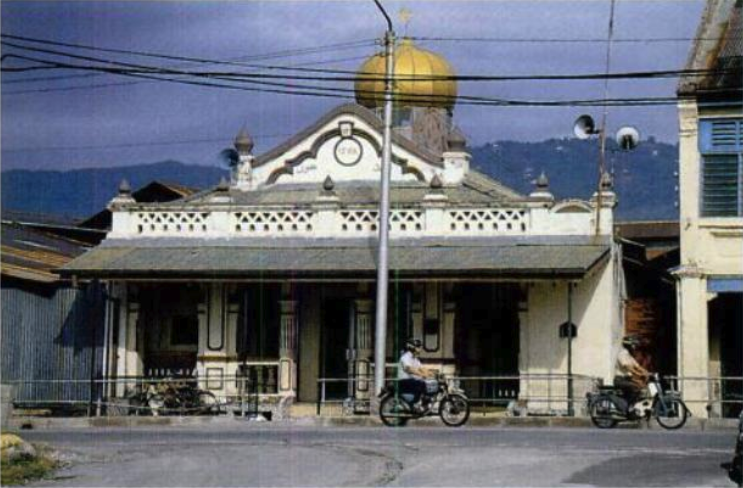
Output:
[59, 236, 610, 280]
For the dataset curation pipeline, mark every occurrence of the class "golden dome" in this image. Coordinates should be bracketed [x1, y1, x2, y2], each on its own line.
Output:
[355, 38, 457, 111]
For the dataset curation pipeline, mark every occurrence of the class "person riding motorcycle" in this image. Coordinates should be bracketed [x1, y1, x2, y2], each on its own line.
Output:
[614, 335, 650, 411]
[398, 338, 436, 411]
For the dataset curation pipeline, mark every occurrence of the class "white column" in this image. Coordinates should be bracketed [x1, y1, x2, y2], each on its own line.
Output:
[197, 284, 229, 395]
[677, 271, 710, 418]
[279, 299, 299, 394]
[354, 299, 373, 398]
[116, 284, 141, 396]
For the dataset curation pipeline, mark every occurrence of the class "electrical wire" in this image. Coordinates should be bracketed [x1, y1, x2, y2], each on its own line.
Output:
[1, 35, 736, 83]
[409, 35, 740, 44]
[2, 54, 370, 86]
[1, 52, 686, 107]
[1, 33, 374, 76]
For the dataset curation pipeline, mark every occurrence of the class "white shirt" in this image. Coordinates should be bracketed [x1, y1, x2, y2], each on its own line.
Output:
[398, 351, 422, 380]
[615, 347, 641, 377]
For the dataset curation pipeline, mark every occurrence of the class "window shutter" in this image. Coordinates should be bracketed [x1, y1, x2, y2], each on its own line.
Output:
[699, 119, 742, 153]
[702, 155, 740, 216]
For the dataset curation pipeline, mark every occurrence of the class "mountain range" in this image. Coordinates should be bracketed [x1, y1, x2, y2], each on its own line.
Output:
[1, 138, 679, 222]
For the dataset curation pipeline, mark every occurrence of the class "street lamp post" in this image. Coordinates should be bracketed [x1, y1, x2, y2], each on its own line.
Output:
[372, 0, 395, 397]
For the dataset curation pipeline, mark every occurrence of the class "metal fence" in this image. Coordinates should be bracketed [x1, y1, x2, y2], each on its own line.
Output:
[666, 376, 743, 418]
[5, 368, 282, 417]
[316, 373, 602, 417]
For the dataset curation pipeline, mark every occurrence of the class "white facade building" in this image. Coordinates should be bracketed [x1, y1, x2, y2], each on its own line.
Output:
[63, 40, 624, 417]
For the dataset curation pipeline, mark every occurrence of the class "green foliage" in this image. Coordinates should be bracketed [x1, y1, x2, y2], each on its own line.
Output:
[0, 452, 58, 486]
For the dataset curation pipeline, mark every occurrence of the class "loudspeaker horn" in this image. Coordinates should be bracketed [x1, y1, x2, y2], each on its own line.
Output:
[616, 126, 640, 151]
[573, 115, 597, 140]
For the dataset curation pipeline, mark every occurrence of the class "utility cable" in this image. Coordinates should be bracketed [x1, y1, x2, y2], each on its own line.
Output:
[1, 52, 686, 107]
[1, 37, 737, 83]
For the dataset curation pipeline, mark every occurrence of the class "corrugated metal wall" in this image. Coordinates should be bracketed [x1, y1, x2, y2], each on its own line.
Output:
[1, 281, 105, 406]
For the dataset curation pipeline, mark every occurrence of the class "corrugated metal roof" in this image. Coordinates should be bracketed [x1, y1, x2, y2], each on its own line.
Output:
[59, 236, 609, 279]
[2, 223, 90, 283]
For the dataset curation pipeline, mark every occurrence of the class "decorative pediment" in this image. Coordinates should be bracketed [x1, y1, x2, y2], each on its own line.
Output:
[247, 104, 468, 189]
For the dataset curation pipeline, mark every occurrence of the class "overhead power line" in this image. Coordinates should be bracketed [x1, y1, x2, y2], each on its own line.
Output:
[2, 54, 369, 86]
[409, 35, 741, 44]
[1, 40, 733, 84]
[1, 33, 374, 77]
[2, 33, 736, 83]
[2, 52, 686, 107]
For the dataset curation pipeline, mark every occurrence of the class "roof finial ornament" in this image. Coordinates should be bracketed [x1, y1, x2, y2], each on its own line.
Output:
[317, 175, 339, 203]
[108, 179, 135, 210]
[323, 175, 335, 192]
[234, 127, 254, 156]
[600, 171, 613, 191]
[536, 171, 549, 189]
[430, 174, 443, 190]
[447, 127, 467, 152]
[118, 179, 132, 195]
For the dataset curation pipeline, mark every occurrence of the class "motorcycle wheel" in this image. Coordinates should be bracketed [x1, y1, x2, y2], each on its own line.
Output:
[589, 397, 618, 429]
[197, 391, 221, 415]
[380, 395, 410, 427]
[654, 396, 688, 430]
[439, 394, 470, 427]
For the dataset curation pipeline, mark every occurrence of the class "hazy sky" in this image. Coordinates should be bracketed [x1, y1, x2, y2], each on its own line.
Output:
[1, 1, 704, 171]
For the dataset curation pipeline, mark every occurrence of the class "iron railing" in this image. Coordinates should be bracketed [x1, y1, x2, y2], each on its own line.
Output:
[666, 376, 743, 417]
[5, 362, 282, 417]
[316, 373, 602, 417]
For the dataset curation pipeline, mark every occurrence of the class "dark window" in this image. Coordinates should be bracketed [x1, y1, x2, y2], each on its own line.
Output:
[236, 284, 280, 360]
[170, 314, 199, 346]
[700, 118, 743, 217]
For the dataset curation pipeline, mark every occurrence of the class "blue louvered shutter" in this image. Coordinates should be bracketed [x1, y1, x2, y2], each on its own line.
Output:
[699, 119, 742, 153]
[699, 119, 743, 217]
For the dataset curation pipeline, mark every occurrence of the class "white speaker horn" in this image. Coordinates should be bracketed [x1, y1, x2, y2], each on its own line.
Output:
[573, 115, 597, 140]
[616, 126, 640, 151]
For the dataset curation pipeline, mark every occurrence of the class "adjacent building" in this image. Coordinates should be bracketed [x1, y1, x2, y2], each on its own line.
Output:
[676, 0, 742, 418]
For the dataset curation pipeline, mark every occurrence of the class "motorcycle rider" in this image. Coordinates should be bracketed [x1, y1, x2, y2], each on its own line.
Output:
[398, 338, 435, 411]
[614, 335, 650, 413]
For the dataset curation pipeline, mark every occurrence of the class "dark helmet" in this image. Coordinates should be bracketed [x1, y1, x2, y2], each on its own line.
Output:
[622, 335, 640, 348]
[405, 338, 422, 351]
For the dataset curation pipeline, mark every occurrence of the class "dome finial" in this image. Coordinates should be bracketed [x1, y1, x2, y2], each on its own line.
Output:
[118, 179, 131, 195]
[536, 171, 549, 189]
[430, 174, 443, 190]
[323, 175, 335, 192]
[600, 171, 613, 191]
[234, 127, 254, 156]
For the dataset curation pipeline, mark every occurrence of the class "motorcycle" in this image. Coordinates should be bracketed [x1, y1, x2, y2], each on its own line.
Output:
[144, 377, 221, 416]
[587, 373, 689, 430]
[379, 373, 470, 427]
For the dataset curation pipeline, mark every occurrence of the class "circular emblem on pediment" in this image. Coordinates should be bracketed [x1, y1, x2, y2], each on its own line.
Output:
[334, 137, 363, 167]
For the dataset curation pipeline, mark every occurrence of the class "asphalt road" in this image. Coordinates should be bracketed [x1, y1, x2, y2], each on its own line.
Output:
[21, 424, 740, 487]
